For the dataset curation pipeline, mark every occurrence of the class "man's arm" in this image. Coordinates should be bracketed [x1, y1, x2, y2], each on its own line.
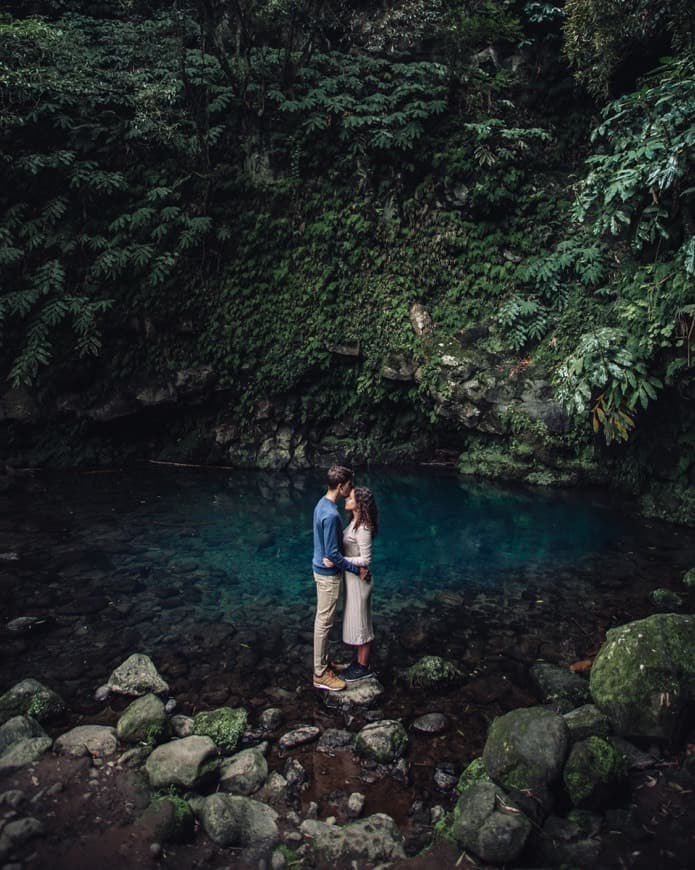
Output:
[323, 516, 362, 575]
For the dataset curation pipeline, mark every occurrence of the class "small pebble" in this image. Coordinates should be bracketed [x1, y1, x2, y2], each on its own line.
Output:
[305, 801, 318, 820]
[150, 841, 162, 858]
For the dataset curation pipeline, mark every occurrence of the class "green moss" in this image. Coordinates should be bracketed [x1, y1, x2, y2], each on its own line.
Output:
[456, 757, 491, 794]
[406, 656, 463, 688]
[563, 736, 627, 807]
[26, 695, 51, 719]
[276, 844, 301, 864]
[193, 706, 248, 752]
[142, 722, 166, 748]
[684, 568, 695, 588]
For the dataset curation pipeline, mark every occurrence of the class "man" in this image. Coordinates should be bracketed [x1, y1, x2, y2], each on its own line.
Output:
[312, 465, 369, 691]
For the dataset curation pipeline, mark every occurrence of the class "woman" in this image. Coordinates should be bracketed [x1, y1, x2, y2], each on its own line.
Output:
[323, 485, 378, 682]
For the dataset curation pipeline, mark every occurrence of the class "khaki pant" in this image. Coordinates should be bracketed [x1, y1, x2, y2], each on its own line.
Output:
[313, 571, 342, 676]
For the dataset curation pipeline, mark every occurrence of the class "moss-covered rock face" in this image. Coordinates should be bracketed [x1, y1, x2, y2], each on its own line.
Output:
[406, 656, 463, 689]
[589, 614, 695, 741]
[193, 707, 248, 753]
[683, 568, 695, 588]
[562, 736, 628, 809]
[482, 706, 569, 799]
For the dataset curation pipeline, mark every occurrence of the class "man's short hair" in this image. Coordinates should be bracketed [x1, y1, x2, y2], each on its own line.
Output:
[326, 465, 353, 489]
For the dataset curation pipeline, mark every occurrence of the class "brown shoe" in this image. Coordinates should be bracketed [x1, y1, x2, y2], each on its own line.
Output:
[313, 669, 346, 691]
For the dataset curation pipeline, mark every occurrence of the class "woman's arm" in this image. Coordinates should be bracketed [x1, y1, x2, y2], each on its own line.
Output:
[347, 526, 372, 568]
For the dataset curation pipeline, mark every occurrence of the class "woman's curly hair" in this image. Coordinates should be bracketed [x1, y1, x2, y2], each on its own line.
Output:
[352, 486, 379, 537]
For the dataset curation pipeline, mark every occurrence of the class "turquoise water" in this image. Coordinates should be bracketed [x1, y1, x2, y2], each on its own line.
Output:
[97, 467, 626, 613]
[4, 466, 694, 714]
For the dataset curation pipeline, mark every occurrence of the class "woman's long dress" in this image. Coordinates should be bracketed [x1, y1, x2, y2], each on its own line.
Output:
[342, 520, 374, 645]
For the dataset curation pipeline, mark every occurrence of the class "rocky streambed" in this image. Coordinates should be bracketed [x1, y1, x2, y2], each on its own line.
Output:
[2, 607, 695, 869]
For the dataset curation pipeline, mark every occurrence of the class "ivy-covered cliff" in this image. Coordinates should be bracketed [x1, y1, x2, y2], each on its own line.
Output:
[0, 1, 693, 522]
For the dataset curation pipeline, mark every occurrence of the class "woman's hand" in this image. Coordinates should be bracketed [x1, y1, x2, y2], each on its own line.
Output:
[322, 557, 335, 568]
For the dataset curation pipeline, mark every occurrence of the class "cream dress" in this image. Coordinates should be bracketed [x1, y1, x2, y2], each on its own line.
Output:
[342, 520, 374, 645]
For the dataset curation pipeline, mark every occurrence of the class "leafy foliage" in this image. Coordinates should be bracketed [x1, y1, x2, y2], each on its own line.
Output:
[555, 328, 662, 443]
[563, 0, 694, 97]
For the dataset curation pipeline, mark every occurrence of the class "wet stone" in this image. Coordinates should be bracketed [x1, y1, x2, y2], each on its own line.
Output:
[54, 725, 118, 758]
[412, 712, 448, 734]
[317, 729, 355, 754]
[434, 764, 458, 790]
[278, 726, 320, 750]
[258, 708, 283, 731]
[323, 676, 384, 711]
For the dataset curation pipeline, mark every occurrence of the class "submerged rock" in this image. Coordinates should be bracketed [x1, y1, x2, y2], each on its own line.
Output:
[106, 654, 169, 697]
[300, 813, 405, 865]
[0, 679, 65, 725]
[649, 588, 683, 610]
[589, 613, 695, 740]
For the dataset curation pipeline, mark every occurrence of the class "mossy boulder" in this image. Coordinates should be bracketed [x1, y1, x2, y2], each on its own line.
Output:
[683, 568, 695, 589]
[193, 707, 247, 753]
[355, 720, 408, 763]
[405, 656, 463, 689]
[589, 614, 695, 740]
[563, 704, 612, 741]
[482, 706, 569, 804]
[446, 782, 531, 864]
[0, 679, 65, 725]
[116, 693, 167, 745]
[562, 736, 628, 809]
[456, 757, 492, 794]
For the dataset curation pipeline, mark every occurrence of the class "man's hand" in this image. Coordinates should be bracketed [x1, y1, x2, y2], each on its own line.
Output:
[359, 567, 372, 583]
[322, 557, 335, 568]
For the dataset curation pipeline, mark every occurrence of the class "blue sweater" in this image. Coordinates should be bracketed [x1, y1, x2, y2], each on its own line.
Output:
[312, 496, 361, 576]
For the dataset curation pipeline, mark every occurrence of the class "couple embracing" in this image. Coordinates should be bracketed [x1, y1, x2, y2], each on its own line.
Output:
[311, 465, 379, 691]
